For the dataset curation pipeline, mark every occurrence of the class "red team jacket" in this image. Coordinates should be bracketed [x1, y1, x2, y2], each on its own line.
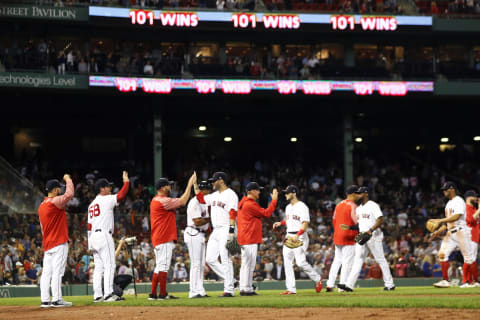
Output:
[150, 195, 182, 247]
[332, 199, 358, 245]
[466, 204, 480, 243]
[38, 179, 74, 252]
[237, 197, 277, 245]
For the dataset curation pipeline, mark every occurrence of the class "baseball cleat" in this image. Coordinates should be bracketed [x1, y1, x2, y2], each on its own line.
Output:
[148, 294, 157, 300]
[201, 294, 210, 298]
[51, 299, 72, 307]
[280, 290, 296, 295]
[344, 287, 354, 292]
[471, 282, 480, 287]
[315, 280, 323, 293]
[218, 292, 234, 298]
[104, 294, 122, 302]
[158, 294, 179, 300]
[433, 280, 451, 288]
[337, 284, 346, 290]
[326, 287, 333, 292]
[93, 297, 104, 303]
[459, 283, 472, 288]
[190, 294, 204, 298]
[383, 286, 396, 291]
[40, 302, 51, 308]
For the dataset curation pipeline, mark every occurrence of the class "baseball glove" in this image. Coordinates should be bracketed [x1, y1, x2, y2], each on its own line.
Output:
[355, 232, 372, 245]
[225, 236, 241, 256]
[284, 236, 303, 249]
[426, 219, 441, 233]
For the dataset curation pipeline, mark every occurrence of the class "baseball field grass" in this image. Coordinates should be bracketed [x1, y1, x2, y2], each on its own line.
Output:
[1, 287, 480, 309]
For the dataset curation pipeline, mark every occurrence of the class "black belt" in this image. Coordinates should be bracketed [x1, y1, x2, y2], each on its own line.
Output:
[450, 227, 462, 234]
[187, 226, 206, 234]
[95, 229, 112, 234]
[288, 231, 299, 234]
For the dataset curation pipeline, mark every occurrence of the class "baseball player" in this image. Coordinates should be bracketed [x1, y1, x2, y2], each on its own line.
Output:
[184, 180, 213, 298]
[237, 182, 278, 296]
[194, 172, 238, 297]
[431, 181, 474, 288]
[342, 187, 395, 291]
[326, 185, 360, 292]
[149, 173, 196, 300]
[88, 171, 130, 302]
[464, 190, 480, 286]
[38, 174, 74, 308]
[272, 185, 322, 295]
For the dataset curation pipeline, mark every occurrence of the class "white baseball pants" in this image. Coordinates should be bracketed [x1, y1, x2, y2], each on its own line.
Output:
[240, 244, 258, 293]
[206, 226, 234, 294]
[89, 231, 116, 299]
[439, 228, 474, 264]
[154, 241, 176, 272]
[282, 234, 320, 293]
[40, 242, 68, 303]
[326, 244, 355, 288]
[345, 235, 394, 289]
[184, 228, 207, 298]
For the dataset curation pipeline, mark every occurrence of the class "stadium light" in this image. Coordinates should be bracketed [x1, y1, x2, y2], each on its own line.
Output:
[290, 137, 298, 142]
[416, 145, 421, 151]
[474, 136, 480, 141]
[224, 137, 232, 142]
[198, 126, 207, 131]
[355, 137, 363, 143]
[440, 137, 449, 143]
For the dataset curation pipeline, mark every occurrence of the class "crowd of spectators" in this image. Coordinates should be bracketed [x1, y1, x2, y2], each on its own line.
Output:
[2, 38, 480, 81]
[1, 147, 480, 287]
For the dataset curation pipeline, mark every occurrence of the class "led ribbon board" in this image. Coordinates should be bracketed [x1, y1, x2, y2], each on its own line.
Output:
[89, 7, 432, 30]
[89, 76, 433, 96]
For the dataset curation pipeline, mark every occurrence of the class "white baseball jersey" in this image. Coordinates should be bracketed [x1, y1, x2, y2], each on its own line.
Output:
[203, 188, 238, 228]
[88, 194, 118, 233]
[356, 200, 383, 235]
[187, 197, 210, 231]
[445, 196, 467, 229]
[285, 201, 310, 233]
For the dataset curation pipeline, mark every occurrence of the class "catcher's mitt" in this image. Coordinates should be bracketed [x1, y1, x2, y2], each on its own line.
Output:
[426, 219, 441, 233]
[225, 236, 241, 255]
[355, 232, 372, 245]
[284, 236, 303, 249]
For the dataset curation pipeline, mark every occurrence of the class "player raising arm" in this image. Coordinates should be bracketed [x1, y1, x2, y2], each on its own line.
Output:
[38, 174, 74, 308]
[88, 171, 130, 302]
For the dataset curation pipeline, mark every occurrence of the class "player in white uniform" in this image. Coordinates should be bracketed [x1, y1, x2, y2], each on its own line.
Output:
[194, 172, 238, 297]
[273, 185, 322, 295]
[88, 171, 129, 302]
[432, 181, 474, 288]
[343, 187, 395, 291]
[184, 180, 212, 298]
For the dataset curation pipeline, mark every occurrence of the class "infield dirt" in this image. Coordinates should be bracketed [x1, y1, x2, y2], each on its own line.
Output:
[1, 306, 478, 320]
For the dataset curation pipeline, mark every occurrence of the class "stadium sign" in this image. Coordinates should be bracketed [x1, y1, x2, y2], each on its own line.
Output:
[89, 76, 433, 96]
[0, 5, 88, 21]
[0, 73, 88, 89]
[90, 7, 432, 30]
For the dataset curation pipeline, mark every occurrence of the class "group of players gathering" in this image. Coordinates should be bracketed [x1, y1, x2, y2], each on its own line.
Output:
[37, 170, 480, 307]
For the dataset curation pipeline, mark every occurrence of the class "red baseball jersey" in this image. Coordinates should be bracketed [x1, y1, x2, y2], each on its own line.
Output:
[332, 199, 358, 245]
[237, 197, 277, 245]
[38, 179, 74, 251]
[150, 195, 182, 247]
[466, 204, 479, 243]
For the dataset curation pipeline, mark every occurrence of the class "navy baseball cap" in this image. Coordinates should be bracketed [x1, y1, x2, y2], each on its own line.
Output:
[198, 180, 213, 191]
[346, 185, 359, 195]
[357, 186, 369, 194]
[441, 181, 457, 190]
[464, 190, 478, 198]
[95, 178, 114, 193]
[45, 179, 61, 192]
[246, 182, 264, 192]
[155, 178, 174, 190]
[282, 185, 299, 194]
[211, 172, 227, 182]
